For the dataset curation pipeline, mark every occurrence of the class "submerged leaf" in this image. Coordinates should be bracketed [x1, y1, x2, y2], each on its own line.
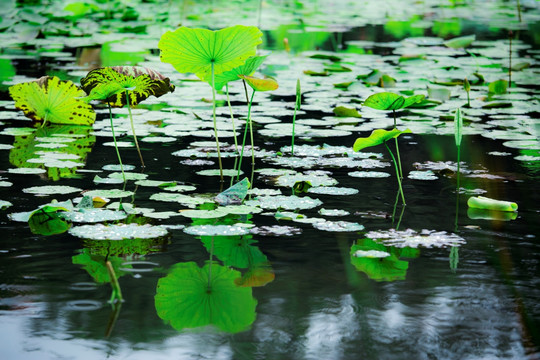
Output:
[159, 25, 263, 80]
[9, 76, 96, 125]
[353, 128, 412, 152]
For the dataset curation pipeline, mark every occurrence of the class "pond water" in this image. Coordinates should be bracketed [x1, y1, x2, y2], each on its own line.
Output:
[0, 0, 539, 359]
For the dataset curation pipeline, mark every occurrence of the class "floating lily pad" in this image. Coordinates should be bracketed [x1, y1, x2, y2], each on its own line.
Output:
[183, 224, 251, 236]
[0, 200, 13, 210]
[312, 220, 364, 232]
[250, 225, 302, 236]
[69, 223, 168, 240]
[83, 189, 134, 199]
[318, 208, 350, 216]
[150, 192, 208, 208]
[8, 167, 47, 174]
[307, 186, 359, 195]
[23, 185, 82, 196]
[408, 170, 438, 180]
[60, 209, 128, 223]
[348, 171, 391, 178]
[245, 195, 322, 210]
[366, 228, 466, 248]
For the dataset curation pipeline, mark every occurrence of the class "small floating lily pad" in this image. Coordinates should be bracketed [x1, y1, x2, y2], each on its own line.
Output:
[197, 169, 242, 177]
[183, 225, 251, 236]
[23, 185, 82, 196]
[353, 250, 391, 258]
[366, 228, 465, 248]
[69, 223, 168, 240]
[408, 170, 438, 180]
[250, 225, 302, 236]
[245, 195, 322, 210]
[8, 167, 47, 174]
[318, 208, 350, 216]
[150, 192, 208, 207]
[312, 220, 364, 232]
[103, 164, 136, 171]
[84, 189, 134, 198]
[307, 186, 359, 195]
[60, 209, 128, 223]
[348, 171, 391, 178]
[0, 200, 13, 210]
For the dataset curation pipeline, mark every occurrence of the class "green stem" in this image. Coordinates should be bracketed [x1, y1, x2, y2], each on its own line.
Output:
[211, 62, 224, 182]
[291, 100, 298, 156]
[509, 31, 512, 88]
[249, 90, 256, 168]
[516, 0, 522, 22]
[236, 89, 256, 181]
[392, 110, 403, 179]
[466, 90, 470, 108]
[108, 102, 126, 184]
[384, 142, 406, 205]
[41, 111, 49, 128]
[226, 84, 239, 152]
[125, 90, 144, 168]
[106, 261, 123, 303]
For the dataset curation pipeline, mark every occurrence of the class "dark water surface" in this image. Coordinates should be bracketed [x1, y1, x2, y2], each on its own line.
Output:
[1, 1, 539, 359]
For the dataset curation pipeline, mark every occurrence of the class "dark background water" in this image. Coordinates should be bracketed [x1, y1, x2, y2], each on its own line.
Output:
[1, 1, 539, 358]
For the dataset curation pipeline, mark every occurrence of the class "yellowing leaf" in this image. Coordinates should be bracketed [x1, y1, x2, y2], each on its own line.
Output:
[239, 75, 278, 92]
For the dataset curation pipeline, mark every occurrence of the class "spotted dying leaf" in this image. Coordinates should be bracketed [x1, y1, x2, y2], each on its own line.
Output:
[9, 76, 96, 126]
[80, 66, 175, 107]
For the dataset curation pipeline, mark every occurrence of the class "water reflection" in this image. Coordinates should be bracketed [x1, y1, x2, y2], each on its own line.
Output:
[9, 125, 95, 180]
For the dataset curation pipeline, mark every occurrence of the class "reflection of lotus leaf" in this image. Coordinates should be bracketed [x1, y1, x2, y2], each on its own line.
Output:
[234, 264, 275, 287]
[155, 262, 257, 333]
[201, 235, 268, 269]
[72, 249, 131, 283]
[9, 125, 96, 181]
[350, 239, 412, 282]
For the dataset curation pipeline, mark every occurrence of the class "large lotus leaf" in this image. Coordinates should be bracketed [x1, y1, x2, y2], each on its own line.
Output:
[158, 25, 263, 80]
[207, 55, 268, 90]
[9, 125, 95, 181]
[72, 249, 130, 283]
[239, 75, 278, 92]
[80, 66, 175, 107]
[201, 235, 268, 269]
[363, 92, 424, 111]
[353, 128, 412, 152]
[9, 76, 96, 125]
[350, 239, 409, 282]
[155, 262, 257, 333]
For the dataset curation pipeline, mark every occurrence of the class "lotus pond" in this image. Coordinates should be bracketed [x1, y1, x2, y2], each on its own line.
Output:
[1, 0, 539, 359]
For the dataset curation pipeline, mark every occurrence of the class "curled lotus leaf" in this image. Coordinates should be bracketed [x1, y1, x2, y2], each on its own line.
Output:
[159, 25, 263, 80]
[239, 75, 278, 92]
[363, 92, 425, 111]
[9, 76, 96, 126]
[353, 128, 412, 152]
[80, 66, 175, 107]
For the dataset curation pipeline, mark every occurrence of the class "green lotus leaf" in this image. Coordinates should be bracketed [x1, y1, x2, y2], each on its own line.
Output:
[363, 92, 424, 111]
[80, 66, 175, 107]
[350, 239, 409, 282]
[158, 25, 263, 80]
[239, 75, 278, 92]
[206, 55, 268, 90]
[353, 128, 412, 152]
[155, 262, 257, 333]
[9, 76, 96, 126]
[443, 34, 475, 49]
[333, 106, 361, 118]
[488, 79, 508, 95]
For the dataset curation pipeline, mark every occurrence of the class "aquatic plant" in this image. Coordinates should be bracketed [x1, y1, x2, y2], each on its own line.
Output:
[235, 74, 278, 182]
[80, 66, 175, 170]
[291, 79, 301, 155]
[362, 92, 424, 180]
[106, 261, 123, 303]
[353, 128, 411, 205]
[9, 76, 96, 127]
[159, 25, 263, 181]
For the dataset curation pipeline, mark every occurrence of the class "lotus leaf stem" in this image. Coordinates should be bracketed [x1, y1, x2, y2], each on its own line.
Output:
[291, 96, 298, 156]
[125, 90, 144, 168]
[236, 89, 256, 181]
[106, 261, 123, 303]
[107, 102, 126, 184]
[211, 62, 224, 182]
[384, 142, 406, 205]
